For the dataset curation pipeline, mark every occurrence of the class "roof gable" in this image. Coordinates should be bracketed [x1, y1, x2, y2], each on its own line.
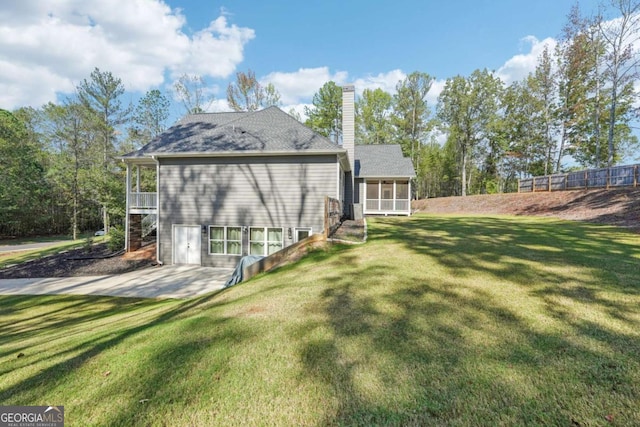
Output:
[354, 144, 416, 178]
[123, 106, 342, 158]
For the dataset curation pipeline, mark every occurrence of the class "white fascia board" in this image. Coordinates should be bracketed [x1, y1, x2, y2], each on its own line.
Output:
[150, 149, 347, 159]
[360, 175, 416, 180]
[119, 157, 156, 166]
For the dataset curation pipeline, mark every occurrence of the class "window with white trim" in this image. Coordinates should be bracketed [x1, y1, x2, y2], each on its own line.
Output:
[249, 227, 283, 256]
[208, 226, 242, 255]
[295, 227, 312, 242]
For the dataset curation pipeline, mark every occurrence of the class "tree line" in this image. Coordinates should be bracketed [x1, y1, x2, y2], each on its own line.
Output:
[1, 68, 152, 238]
[2, 1, 639, 238]
[0, 67, 288, 238]
[305, 2, 640, 198]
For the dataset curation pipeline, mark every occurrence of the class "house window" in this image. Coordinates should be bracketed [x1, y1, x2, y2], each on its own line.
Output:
[295, 227, 312, 242]
[208, 226, 242, 255]
[226, 227, 242, 255]
[209, 226, 224, 254]
[250, 227, 283, 256]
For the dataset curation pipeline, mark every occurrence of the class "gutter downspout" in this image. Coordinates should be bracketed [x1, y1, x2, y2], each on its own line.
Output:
[124, 161, 131, 251]
[152, 155, 162, 265]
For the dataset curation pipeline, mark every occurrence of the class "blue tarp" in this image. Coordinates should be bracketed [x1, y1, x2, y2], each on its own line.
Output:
[224, 255, 264, 288]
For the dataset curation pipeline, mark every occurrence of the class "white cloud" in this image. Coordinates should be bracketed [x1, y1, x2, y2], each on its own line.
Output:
[0, 59, 75, 109]
[426, 79, 447, 107]
[282, 103, 312, 122]
[0, 0, 254, 109]
[175, 16, 254, 80]
[207, 98, 233, 113]
[262, 68, 411, 106]
[431, 129, 448, 146]
[260, 67, 348, 104]
[353, 69, 406, 94]
[496, 36, 557, 84]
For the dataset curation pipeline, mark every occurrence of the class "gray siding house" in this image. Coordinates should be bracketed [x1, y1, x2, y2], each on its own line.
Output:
[121, 86, 415, 267]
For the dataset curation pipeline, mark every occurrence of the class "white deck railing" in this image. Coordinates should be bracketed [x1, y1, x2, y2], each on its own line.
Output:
[365, 199, 410, 213]
[129, 192, 157, 209]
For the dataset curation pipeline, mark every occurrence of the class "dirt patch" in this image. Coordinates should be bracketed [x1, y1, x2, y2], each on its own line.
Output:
[0, 243, 157, 279]
[413, 188, 640, 233]
[122, 243, 157, 260]
[330, 219, 366, 242]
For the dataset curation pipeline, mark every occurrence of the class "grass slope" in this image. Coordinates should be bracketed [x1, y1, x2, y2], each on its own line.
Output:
[1, 215, 639, 426]
[413, 188, 640, 233]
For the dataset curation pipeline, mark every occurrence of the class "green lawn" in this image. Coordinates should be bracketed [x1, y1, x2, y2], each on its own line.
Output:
[1, 215, 639, 426]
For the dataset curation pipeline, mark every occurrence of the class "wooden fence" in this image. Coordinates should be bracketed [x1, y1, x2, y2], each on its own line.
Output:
[324, 196, 342, 237]
[518, 164, 639, 193]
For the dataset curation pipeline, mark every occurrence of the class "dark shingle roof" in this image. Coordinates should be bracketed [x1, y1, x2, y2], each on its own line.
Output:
[122, 106, 342, 158]
[354, 144, 416, 178]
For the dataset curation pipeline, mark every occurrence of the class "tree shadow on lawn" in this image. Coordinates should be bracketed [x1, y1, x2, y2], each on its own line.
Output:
[378, 215, 640, 290]
[0, 289, 244, 421]
[295, 216, 640, 425]
[379, 215, 640, 329]
[300, 269, 640, 425]
[368, 216, 640, 328]
[0, 295, 164, 354]
[94, 314, 250, 426]
[2, 216, 638, 425]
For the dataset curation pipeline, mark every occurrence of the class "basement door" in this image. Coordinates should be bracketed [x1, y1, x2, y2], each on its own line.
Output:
[173, 225, 201, 265]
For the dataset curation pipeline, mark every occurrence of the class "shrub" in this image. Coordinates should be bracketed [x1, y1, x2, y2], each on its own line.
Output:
[107, 226, 125, 252]
[485, 179, 500, 194]
[83, 235, 94, 252]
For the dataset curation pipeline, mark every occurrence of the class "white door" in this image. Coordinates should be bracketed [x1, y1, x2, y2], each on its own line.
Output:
[174, 225, 201, 265]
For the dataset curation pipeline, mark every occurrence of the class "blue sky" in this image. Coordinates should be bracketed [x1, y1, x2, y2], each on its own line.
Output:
[0, 0, 611, 121]
[169, 0, 601, 80]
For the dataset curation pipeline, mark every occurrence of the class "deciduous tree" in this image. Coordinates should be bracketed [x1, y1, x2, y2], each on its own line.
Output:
[527, 45, 559, 175]
[174, 74, 212, 114]
[77, 67, 131, 233]
[43, 100, 92, 239]
[555, 4, 594, 172]
[304, 81, 343, 144]
[392, 72, 434, 166]
[356, 88, 393, 145]
[437, 70, 503, 196]
[0, 109, 48, 236]
[599, 0, 640, 165]
[226, 70, 281, 112]
[134, 89, 170, 142]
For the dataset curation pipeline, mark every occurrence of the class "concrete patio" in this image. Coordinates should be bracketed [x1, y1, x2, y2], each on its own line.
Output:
[0, 265, 234, 299]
